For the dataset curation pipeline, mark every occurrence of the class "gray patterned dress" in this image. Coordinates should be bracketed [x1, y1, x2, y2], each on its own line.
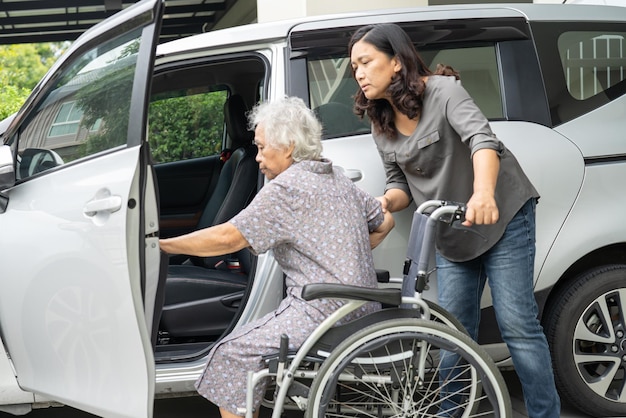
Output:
[195, 159, 384, 415]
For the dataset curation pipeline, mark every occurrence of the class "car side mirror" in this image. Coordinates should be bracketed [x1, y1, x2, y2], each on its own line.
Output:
[0, 145, 15, 191]
[0, 145, 15, 213]
[19, 148, 64, 179]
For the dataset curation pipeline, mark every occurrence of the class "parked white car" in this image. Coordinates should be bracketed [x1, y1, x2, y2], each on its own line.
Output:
[0, 0, 625, 416]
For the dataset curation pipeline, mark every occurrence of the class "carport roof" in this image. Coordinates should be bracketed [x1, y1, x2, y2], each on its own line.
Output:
[0, 0, 238, 45]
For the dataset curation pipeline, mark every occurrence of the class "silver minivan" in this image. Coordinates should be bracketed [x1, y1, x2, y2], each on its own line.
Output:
[0, 1, 625, 416]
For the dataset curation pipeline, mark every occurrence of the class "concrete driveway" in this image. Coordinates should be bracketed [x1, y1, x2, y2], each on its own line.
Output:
[0, 371, 593, 417]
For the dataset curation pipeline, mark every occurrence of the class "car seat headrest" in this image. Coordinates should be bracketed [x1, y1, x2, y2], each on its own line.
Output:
[224, 94, 254, 149]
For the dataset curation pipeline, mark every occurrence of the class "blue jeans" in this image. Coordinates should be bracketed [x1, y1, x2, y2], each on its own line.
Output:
[436, 199, 560, 418]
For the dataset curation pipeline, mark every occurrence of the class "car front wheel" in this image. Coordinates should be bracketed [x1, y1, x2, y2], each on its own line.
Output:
[543, 264, 626, 417]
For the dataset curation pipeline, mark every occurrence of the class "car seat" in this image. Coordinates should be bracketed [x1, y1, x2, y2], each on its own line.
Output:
[159, 94, 259, 341]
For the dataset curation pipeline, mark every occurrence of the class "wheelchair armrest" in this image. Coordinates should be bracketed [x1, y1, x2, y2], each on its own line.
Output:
[376, 269, 390, 283]
[301, 283, 401, 306]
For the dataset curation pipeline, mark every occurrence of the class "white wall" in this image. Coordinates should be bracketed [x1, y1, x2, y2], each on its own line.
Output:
[257, 0, 427, 23]
[257, 0, 570, 23]
[213, 0, 257, 29]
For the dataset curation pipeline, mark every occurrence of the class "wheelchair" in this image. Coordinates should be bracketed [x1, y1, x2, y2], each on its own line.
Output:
[244, 201, 512, 418]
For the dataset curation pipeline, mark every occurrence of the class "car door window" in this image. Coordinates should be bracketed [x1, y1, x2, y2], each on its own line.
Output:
[421, 46, 504, 119]
[307, 57, 370, 138]
[306, 45, 503, 140]
[13, 29, 143, 180]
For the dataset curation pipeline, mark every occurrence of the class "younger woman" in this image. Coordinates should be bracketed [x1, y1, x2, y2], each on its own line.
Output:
[348, 23, 560, 418]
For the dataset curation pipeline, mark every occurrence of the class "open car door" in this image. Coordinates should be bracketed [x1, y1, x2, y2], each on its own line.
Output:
[0, 1, 163, 417]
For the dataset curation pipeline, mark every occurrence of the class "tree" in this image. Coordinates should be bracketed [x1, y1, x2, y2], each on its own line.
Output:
[148, 91, 226, 163]
[0, 85, 30, 122]
[0, 43, 65, 120]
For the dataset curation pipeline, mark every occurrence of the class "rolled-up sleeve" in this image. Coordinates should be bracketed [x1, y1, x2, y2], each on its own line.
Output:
[444, 82, 504, 158]
[230, 182, 295, 255]
[378, 149, 412, 199]
[361, 189, 384, 233]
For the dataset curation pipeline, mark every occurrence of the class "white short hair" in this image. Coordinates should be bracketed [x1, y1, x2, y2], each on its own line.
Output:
[248, 96, 323, 162]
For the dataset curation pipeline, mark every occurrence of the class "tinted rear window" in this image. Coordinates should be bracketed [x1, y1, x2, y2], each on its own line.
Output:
[532, 22, 626, 125]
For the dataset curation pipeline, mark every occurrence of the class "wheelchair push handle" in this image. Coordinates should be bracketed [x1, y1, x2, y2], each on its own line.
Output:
[416, 200, 467, 225]
[402, 200, 467, 300]
[417, 200, 488, 239]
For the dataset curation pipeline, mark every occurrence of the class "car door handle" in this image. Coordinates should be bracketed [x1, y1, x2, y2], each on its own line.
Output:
[344, 169, 363, 182]
[83, 195, 122, 216]
[335, 167, 363, 182]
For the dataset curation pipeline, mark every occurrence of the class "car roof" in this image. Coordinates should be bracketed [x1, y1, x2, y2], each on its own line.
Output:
[156, 3, 626, 58]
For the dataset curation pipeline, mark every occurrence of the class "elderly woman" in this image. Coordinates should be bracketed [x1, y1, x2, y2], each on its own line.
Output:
[159, 96, 395, 418]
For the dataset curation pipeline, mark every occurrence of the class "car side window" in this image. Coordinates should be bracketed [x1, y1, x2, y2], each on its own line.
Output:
[421, 46, 504, 120]
[532, 22, 626, 125]
[558, 31, 626, 101]
[13, 29, 144, 181]
[307, 57, 370, 139]
[148, 88, 228, 163]
[291, 18, 531, 137]
[306, 45, 503, 140]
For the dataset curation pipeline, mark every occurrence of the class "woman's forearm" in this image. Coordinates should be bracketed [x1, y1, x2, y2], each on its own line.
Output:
[381, 188, 411, 213]
[465, 148, 500, 225]
[472, 148, 499, 197]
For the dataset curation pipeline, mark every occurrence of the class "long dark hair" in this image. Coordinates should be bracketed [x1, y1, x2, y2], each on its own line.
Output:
[348, 24, 457, 138]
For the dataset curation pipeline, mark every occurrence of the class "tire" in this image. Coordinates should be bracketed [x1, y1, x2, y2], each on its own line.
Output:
[543, 264, 626, 417]
[304, 318, 511, 418]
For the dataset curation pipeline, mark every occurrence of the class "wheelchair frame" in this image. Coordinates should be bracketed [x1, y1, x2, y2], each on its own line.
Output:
[242, 201, 512, 418]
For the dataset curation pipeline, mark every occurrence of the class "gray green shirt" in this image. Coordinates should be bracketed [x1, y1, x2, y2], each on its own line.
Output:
[373, 75, 539, 261]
